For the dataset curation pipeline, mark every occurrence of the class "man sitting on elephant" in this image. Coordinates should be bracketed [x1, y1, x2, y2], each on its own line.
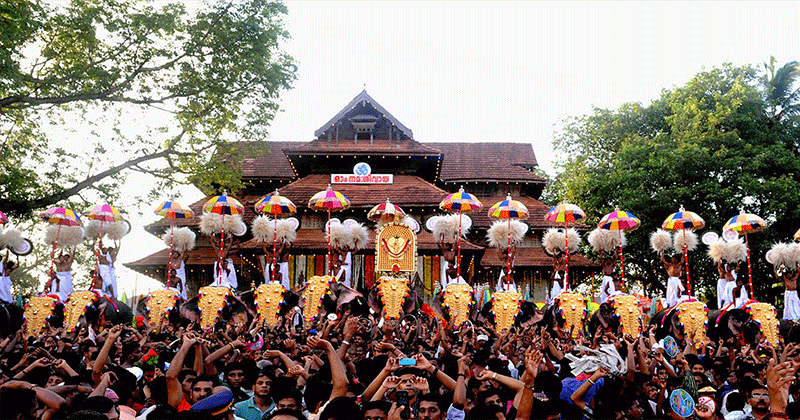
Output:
[661, 253, 687, 307]
[778, 267, 800, 321]
[0, 253, 17, 305]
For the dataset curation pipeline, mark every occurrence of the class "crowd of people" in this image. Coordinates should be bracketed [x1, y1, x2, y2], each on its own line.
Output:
[2, 223, 800, 420]
[2, 284, 800, 420]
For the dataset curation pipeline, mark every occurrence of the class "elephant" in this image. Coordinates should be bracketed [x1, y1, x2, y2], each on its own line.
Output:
[84, 296, 133, 327]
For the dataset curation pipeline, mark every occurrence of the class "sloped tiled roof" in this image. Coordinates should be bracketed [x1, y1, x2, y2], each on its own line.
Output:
[224, 141, 301, 179]
[481, 246, 598, 268]
[427, 142, 546, 183]
[314, 90, 413, 138]
[277, 174, 449, 207]
[283, 138, 441, 155]
[146, 175, 450, 233]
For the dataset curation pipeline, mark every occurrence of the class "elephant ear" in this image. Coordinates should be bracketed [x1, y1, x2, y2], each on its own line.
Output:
[367, 288, 382, 315]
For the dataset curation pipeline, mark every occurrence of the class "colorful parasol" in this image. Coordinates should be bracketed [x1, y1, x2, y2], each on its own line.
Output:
[204, 192, 245, 284]
[40, 207, 82, 226]
[440, 186, 482, 279]
[40, 207, 82, 279]
[154, 200, 195, 219]
[661, 205, 705, 296]
[308, 185, 350, 275]
[724, 210, 768, 298]
[85, 204, 125, 287]
[368, 198, 406, 224]
[545, 202, 585, 286]
[488, 194, 528, 291]
[0, 211, 7, 225]
[154, 199, 195, 286]
[598, 207, 640, 289]
[795, 228, 800, 241]
[255, 190, 296, 282]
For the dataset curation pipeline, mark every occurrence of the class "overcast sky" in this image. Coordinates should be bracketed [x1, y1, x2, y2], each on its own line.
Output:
[116, 0, 800, 296]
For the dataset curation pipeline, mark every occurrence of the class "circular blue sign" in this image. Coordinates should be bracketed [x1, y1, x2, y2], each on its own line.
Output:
[354, 162, 371, 176]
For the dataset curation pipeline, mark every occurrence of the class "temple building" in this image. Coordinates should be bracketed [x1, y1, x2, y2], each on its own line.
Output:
[126, 90, 597, 301]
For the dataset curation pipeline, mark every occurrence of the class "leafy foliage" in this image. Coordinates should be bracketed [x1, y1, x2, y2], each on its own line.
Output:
[0, 0, 296, 218]
[548, 62, 800, 306]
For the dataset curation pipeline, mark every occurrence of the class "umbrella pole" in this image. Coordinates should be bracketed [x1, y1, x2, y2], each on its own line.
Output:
[93, 221, 105, 287]
[167, 221, 174, 287]
[456, 212, 463, 280]
[506, 218, 512, 292]
[219, 215, 225, 285]
[683, 229, 691, 296]
[619, 229, 625, 291]
[49, 224, 62, 280]
[272, 216, 278, 282]
[564, 226, 570, 290]
[746, 232, 753, 298]
[327, 210, 332, 276]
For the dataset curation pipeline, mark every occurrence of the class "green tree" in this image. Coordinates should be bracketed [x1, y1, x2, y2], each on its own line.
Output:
[0, 0, 296, 218]
[549, 63, 800, 307]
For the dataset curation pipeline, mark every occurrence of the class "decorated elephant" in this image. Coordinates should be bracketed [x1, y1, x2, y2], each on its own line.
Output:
[649, 300, 709, 348]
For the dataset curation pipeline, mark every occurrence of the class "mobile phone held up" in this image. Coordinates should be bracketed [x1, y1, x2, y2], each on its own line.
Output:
[398, 358, 416, 366]
[395, 390, 411, 420]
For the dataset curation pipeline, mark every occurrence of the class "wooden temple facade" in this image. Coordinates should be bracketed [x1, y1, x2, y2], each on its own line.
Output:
[125, 90, 598, 300]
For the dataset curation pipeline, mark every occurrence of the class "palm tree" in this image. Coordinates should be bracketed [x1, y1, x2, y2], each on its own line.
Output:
[763, 56, 800, 123]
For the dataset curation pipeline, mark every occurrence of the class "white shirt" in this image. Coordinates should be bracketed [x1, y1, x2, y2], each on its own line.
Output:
[600, 275, 615, 304]
[496, 269, 517, 293]
[666, 276, 685, 307]
[175, 260, 187, 300]
[0, 262, 12, 304]
[213, 258, 238, 289]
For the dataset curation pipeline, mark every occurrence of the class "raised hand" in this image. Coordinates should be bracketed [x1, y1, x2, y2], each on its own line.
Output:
[411, 376, 430, 393]
[287, 364, 306, 377]
[383, 375, 400, 389]
[384, 356, 400, 373]
[475, 369, 494, 381]
[107, 324, 123, 341]
[414, 353, 434, 373]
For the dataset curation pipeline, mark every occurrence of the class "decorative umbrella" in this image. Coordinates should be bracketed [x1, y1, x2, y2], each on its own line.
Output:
[440, 186, 482, 279]
[488, 194, 528, 291]
[723, 210, 768, 299]
[795, 227, 800, 241]
[368, 198, 406, 224]
[661, 205, 705, 296]
[598, 207, 640, 290]
[204, 192, 245, 284]
[308, 185, 350, 275]
[0, 211, 7, 226]
[40, 207, 82, 279]
[85, 204, 124, 287]
[154, 199, 195, 286]
[544, 202, 585, 286]
[255, 190, 296, 282]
